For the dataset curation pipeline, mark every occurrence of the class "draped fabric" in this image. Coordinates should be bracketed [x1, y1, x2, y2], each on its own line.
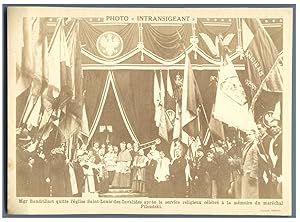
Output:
[83, 68, 231, 144]
[78, 19, 282, 144]
[112, 70, 158, 143]
[44, 19, 281, 63]
[265, 26, 283, 53]
[97, 86, 132, 144]
[143, 24, 192, 60]
[83, 70, 108, 128]
[78, 20, 139, 58]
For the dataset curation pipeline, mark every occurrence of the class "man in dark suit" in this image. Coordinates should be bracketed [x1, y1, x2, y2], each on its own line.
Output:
[145, 153, 157, 197]
[16, 129, 36, 197]
[190, 148, 210, 198]
[49, 146, 67, 197]
[32, 143, 50, 197]
[268, 119, 282, 198]
[257, 122, 272, 198]
[170, 145, 187, 198]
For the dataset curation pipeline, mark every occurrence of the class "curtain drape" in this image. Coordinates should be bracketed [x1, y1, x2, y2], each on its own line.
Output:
[83, 70, 108, 128]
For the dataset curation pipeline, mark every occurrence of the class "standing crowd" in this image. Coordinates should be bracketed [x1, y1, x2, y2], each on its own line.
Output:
[16, 119, 282, 199]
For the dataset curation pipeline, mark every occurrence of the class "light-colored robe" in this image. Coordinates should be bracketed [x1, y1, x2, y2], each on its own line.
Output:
[241, 140, 259, 199]
[112, 149, 132, 188]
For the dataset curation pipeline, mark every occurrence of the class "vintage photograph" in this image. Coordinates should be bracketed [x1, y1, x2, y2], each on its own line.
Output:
[6, 6, 294, 216]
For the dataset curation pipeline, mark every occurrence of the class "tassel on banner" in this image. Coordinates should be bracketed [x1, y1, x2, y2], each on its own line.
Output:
[194, 50, 197, 60]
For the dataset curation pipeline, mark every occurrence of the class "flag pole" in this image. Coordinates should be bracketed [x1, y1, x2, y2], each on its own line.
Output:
[53, 110, 63, 147]
[196, 107, 205, 148]
[199, 104, 216, 145]
[18, 94, 32, 128]
[53, 123, 60, 147]
[35, 108, 55, 150]
[19, 95, 41, 130]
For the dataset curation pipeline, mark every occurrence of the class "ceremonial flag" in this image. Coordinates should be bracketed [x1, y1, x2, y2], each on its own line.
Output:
[209, 105, 225, 140]
[250, 53, 283, 114]
[48, 18, 72, 102]
[17, 18, 48, 127]
[182, 55, 203, 139]
[165, 70, 176, 111]
[214, 55, 256, 132]
[153, 71, 161, 127]
[172, 102, 181, 140]
[81, 92, 90, 137]
[158, 71, 173, 142]
[58, 20, 83, 140]
[164, 70, 176, 135]
[22, 95, 42, 130]
[242, 18, 281, 96]
[273, 100, 281, 121]
[242, 18, 283, 119]
[16, 17, 32, 97]
[40, 18, 73, 142]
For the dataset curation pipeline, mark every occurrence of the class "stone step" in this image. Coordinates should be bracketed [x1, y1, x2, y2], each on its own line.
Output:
[99, 192, 147, 198]
[107, 188, 136, 193]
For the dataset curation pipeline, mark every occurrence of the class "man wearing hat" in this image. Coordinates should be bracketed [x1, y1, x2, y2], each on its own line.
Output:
[16, 129, 34, 196]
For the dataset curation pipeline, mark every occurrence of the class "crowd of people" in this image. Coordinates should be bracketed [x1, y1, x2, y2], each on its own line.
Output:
[16, 118, 282, 199]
